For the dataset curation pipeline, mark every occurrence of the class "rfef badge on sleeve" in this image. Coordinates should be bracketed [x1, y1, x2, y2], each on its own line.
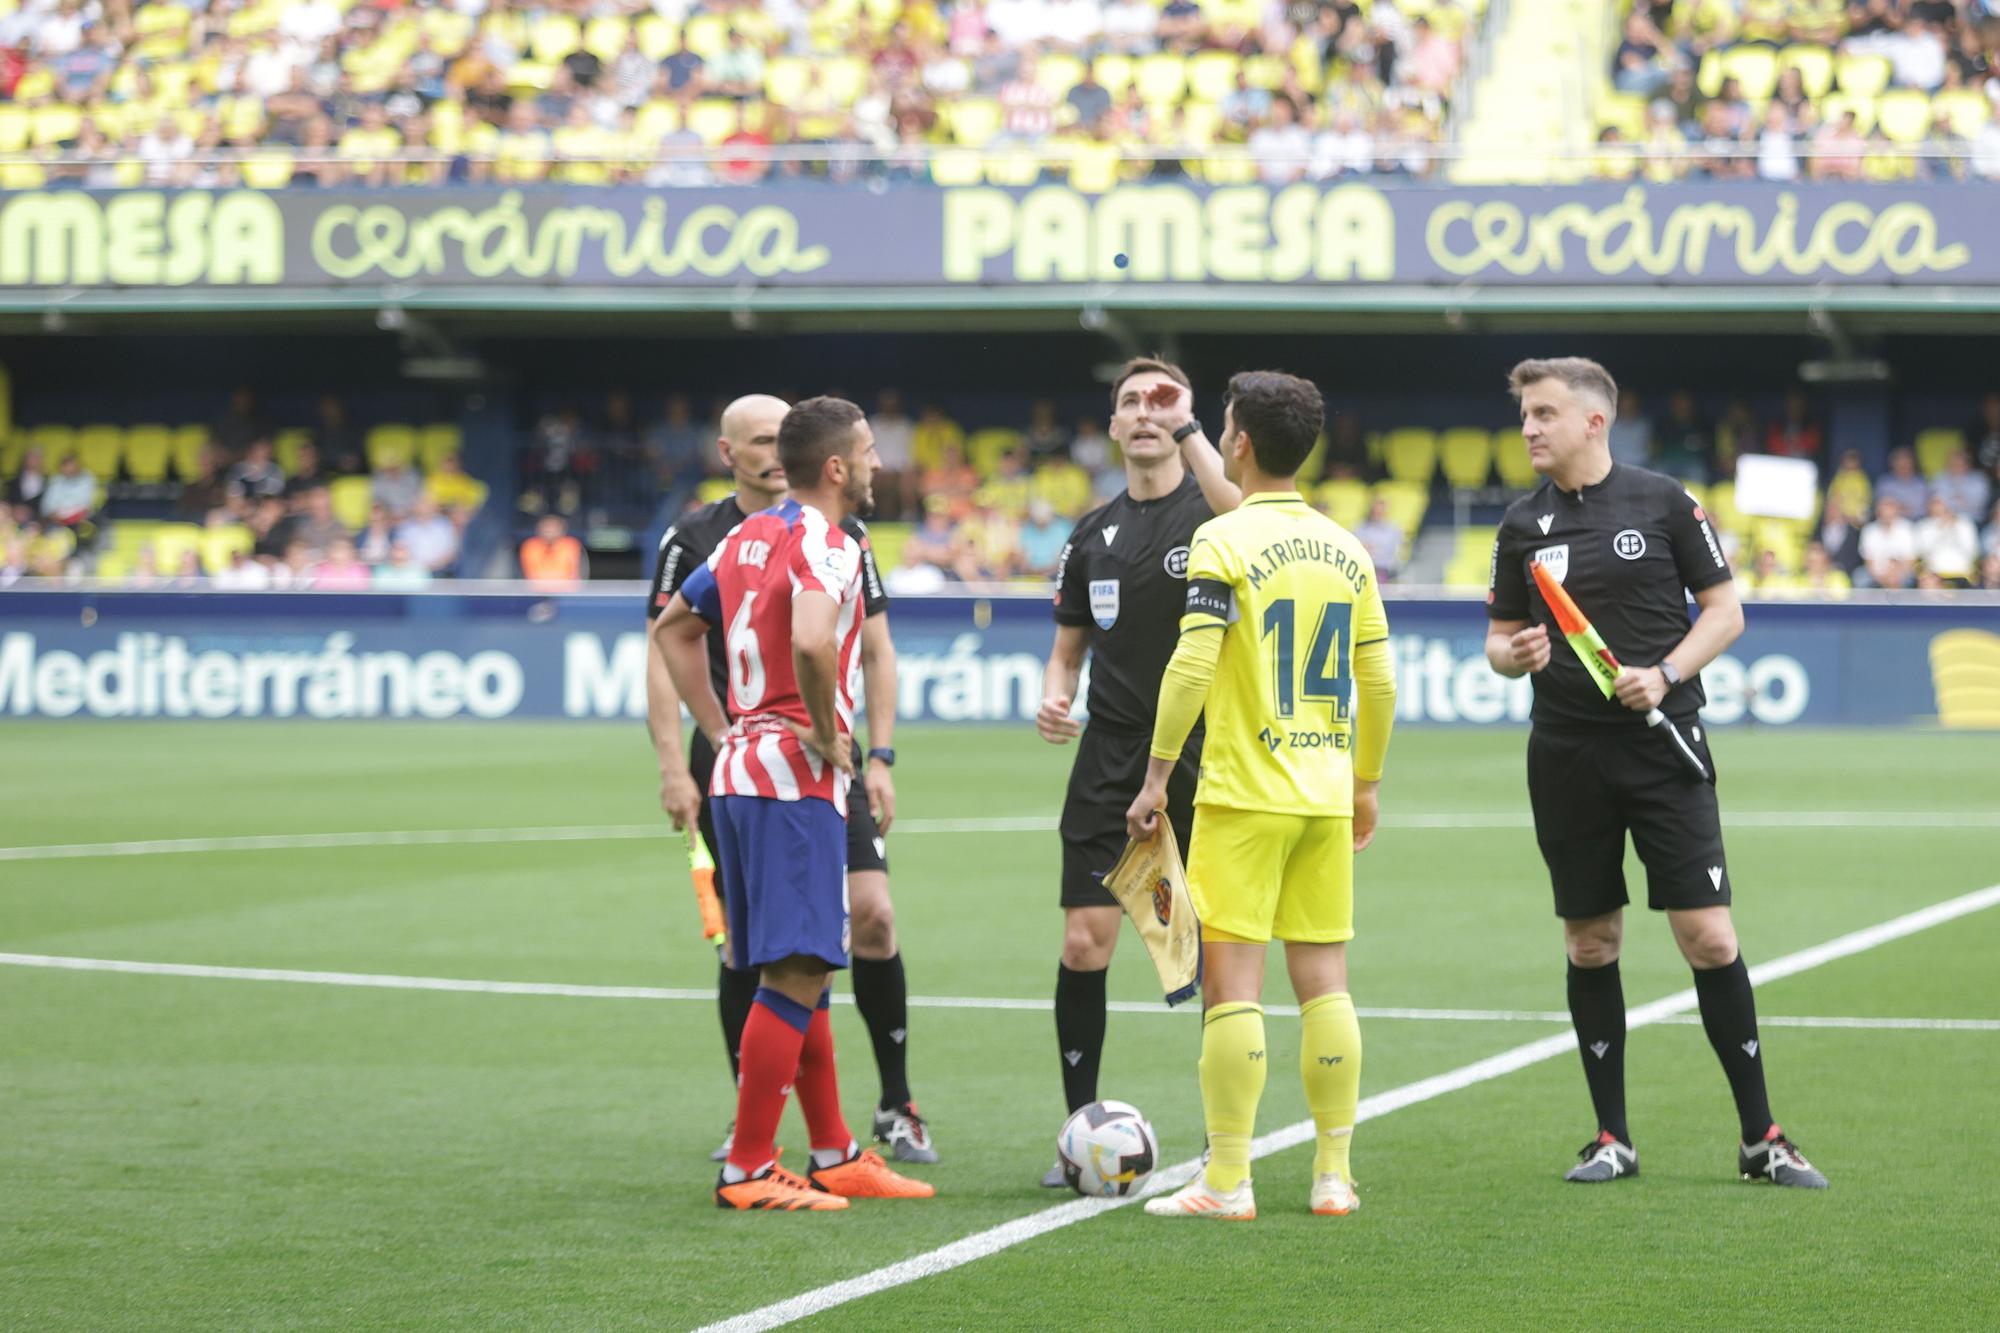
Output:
[1090, 579, 1120, 629]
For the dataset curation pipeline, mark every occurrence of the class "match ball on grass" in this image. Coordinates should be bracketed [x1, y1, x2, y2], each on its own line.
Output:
[1057, 1100, 1158, 1197]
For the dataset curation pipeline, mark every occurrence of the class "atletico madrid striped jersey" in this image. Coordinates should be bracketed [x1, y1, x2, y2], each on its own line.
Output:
[677, 498, 865, 811]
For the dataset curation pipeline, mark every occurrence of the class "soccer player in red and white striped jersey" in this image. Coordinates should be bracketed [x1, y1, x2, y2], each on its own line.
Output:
[657, 396, 932, 1210]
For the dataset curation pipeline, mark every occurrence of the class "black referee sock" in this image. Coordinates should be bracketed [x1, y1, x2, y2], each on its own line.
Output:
[851, 953, 912, 1111]
[1566, 959, 1630, 1146]
[1693, 954, 1775, 1145]
[717, 962, 760, 1085]
[1055, 963, 1109, 1114]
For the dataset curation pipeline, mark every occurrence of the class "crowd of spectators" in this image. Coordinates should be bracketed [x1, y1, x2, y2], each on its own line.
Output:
[0, 0, 1469, 190]
[1599, 0, 2000, 181]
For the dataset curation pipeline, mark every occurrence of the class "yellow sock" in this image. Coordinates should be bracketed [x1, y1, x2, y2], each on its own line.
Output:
[1198, 1001, 1267, 1192]
[1300, 991, 1362, 1180]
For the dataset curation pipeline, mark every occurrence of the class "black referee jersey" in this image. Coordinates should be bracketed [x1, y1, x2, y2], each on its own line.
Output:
[646, 493, 889, 711]
[1053, 470, 1213, 736]
[1489, 463, 1734, 730]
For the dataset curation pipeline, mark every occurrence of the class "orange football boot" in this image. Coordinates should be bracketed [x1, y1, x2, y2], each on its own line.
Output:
[715, 1161, 850, 1211]
[809, 1148, 936, 1199]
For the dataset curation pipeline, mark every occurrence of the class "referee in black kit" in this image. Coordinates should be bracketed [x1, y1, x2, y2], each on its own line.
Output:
[1485, 358, 1826, 1189]
[1033, 356, 1239, 1187]
[644, 392, 938, 1166]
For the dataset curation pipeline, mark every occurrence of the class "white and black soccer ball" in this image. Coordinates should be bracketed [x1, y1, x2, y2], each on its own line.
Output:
[1056, 1099, 1159, 1197]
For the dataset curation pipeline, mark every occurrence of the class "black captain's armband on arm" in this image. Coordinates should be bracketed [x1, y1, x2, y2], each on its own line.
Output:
[1186, 578, 1232, 624]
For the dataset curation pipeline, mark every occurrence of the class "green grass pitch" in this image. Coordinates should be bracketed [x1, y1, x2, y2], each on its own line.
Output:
[3, 722, 1997, 1330]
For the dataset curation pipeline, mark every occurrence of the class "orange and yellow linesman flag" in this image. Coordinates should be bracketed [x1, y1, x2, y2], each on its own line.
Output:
[1103, 818, 1202, 1007]
[1532, 561, 1709, 781]
[685, 830, 726, 948]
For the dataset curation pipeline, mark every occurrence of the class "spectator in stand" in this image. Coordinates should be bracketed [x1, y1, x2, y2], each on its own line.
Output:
[1763, 389, 1825, 464]
[312, 536, 373, 590]
[871, 388, 918, 518]
[1712, 396, 1759, 477]
[912, 402, 966, 472]
[6, 448, 48, 518]
[371, 457, 423, 521]
[356, 502, 397, 565]
[998, 50, 1056, 140]
[977, 445, 1035, 517]
[1220, 70, 1273, 133]
[1653, 391, 1714, 481]
[526, 405, 590, 514]
[273, 538, 316, 589]
[1859, 495, 1918, 589]
[1069, 415, 1114, 481]
[1877, 446, 1930, 516]
[1066, 65, 1113, 130]
[647, 393, 709, 507]
[519, 513, 585, 588]
[885, 541, 951, 595]
[1931, 448, 1992, 523]
[1915, 494, 1980, 587]
[1799, 540, 1853, 597]
[291, 485, 349, 556]
[1970, 393, 2000, 481]
[1985, 497, 2000, 563]
[1746, 547, 1787, 593]
[959, 503, 1024, 580]
[1981, 550, 2000, 591]
[1353, 496, 1404, 581]
[40, 455, 98, 534]
[1157, 0, 1206, 53]
[312, 395, 365, 475]
[373, 540, 432, 590]
[1607, 389, 1653, 466]
[1752, 101, 1801, 182]
[1811, 111, 1867, 181]
[1612, 10, 1675, 95]
[1019, 498, 1072, 577]
[225, 438, 287, 513]
[1825, 449, 1873, 523]
[212, 548, 273, 590]
[905, 498, 967, 579]
[285, 442, 330, 497]
[424, 454, 488, 518]
[1250, 96, 1314, 185]
[398, 496, 461, 576]
[1023, 398, 1071, 461]
[922, 441, 980, 502]
[211, 385, 269, 460]
[249, 495, 296, 566]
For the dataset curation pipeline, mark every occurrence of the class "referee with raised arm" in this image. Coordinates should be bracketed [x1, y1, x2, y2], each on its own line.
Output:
[1035, 356, 1239, 1187]
[645, 393, 937, 1166]
[1485, 358, 1826, 1190]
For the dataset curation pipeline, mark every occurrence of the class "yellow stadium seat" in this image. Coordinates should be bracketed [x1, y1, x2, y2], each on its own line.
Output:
[504, 61, 555, 92]
[1719, 45, 1778, 101]
[930, 148, 983, 186]
[1705, 480, 1746, 534]
[1186, 50, 1239, 103]
[967, 428, 1024, 476]
[583, 16, 628, 62]
[1180, 101, 1221, 145]
[123, 425, 171, 484]
[424, 10, 474, 57]
[109, 519, 172, 553]
[821, 58, 868, 104]
[1066, 138, 1121, 193]
[1934, 89, 1991, 138]
[682, 13, 729, 59]
[75, 425, 123, 480]
[865, 521, 912, 574]
[1037, 53, 1084, 99]
[417, 424, 463, 474]
[635, 14, 680, 60]
[27, 424, 75, 468]
[1, 161, 48, 190]
[1493, 428, 1537, 488]
[241, 150, 294, 190]
[1315, 478, 1369, 530]
[634, 100, 681, 143]
[1820, 92, 1875, 135]
[1876, 89, 1931, 144]
[1696, 49, 1725, 99]
[948, 97, 1002, 146]
[1444, 527, 1498, 588]
[1134, 54, 1186, 105]
[1198, 153, 1258, 185]
[1373, 480, 1429, 537]
[1439, 428, 1493, 490]
[983, 147, 1043, 187]
[366, 424, 417, 471]
[171, 426, 209, 481]
[1914, 428, 1965, 477]
[1092, 53, 1134, 97]
[1241, 54, 1288, 91]
[764, 55, 810, 106]
[1778, 45, 1834, 99]
[1381, 428, 1437, 485]
[529, 14, 581, 63]
[12, 68, 53, 101]
[1597, 91, 1647, 140]
[198, 524, 255, 575]
[697, 476, 735, 504]
[1030, 462, 1093, 517]
[223, 98, 267, 139]
[329, 476, 374, 531]
[149, 523, 202, 571]
[686, 99, 738, 144]
[274, 427, 312, 475]
[0, 105, 29, 153]
[31, 105, 83, 147]
[0, 431, 26, 480]
[1836, 53, 1893, 98]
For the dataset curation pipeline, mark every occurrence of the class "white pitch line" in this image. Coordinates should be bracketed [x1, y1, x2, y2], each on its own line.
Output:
[1, 953, 1995, 1032]
[695, 881, 2000, 1333]
[2, 810, 1995, 864]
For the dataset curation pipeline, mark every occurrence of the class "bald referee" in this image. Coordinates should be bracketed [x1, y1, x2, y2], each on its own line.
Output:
[1485, 358, 1826, 1190]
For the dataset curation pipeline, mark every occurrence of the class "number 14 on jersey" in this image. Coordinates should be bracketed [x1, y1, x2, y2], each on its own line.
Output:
[1260, 599, 1354, 722]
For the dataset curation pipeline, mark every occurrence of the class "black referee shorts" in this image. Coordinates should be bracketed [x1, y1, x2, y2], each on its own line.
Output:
[1059, 725, 1200, 909]
[689, 731, 887, 916]
[1526, 720, 1730, 920]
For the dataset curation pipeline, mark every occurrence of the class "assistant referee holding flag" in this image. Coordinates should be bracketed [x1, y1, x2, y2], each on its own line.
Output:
[1486, 358, 1827, 1189]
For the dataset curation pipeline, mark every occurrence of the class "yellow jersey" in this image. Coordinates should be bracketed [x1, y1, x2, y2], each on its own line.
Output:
[1179, 492, 1389, 817]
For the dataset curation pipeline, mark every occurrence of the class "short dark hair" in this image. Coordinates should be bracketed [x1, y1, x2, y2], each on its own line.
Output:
[1108, 356, 1191, 409]
[778, 396, 865, 485]
[1224, 370, 1324, 478]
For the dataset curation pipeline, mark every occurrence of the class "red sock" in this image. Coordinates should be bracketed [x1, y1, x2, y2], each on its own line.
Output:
[796, 1003, 853, 1155]
[727, 993, 811, 1175]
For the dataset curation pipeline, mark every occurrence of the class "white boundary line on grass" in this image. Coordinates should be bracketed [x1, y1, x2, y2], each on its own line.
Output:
[1, 810, 1997, 863]
[3, 952, 1997, 1032]
[693, 881, 2000, 1333]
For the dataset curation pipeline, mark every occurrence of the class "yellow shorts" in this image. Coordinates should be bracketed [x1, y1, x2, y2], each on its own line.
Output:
[1186, 804, 1353, 945]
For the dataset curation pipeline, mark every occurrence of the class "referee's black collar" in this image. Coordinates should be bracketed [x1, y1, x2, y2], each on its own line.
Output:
[1554, 461, 1620, 503]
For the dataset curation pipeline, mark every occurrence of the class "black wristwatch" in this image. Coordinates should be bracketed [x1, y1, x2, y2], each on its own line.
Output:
[1171, 420, 1202, 443]
[1657, 661, 1682, 687]
[867, 747, 896, 767]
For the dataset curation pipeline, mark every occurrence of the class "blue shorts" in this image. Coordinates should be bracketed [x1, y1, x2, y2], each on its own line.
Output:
[711, 795, 850, 971]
